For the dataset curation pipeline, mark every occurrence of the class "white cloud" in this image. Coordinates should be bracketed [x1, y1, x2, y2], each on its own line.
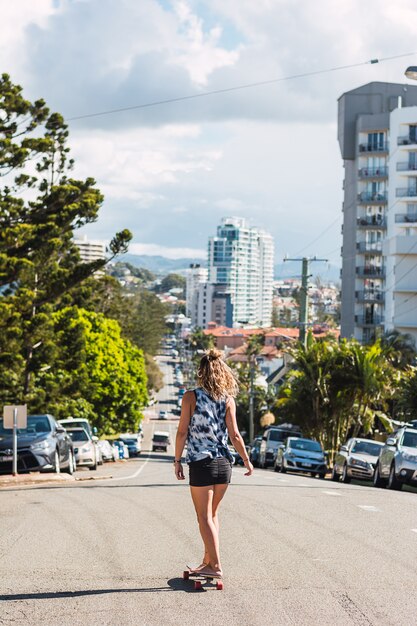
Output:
[128, 242, 205, 259]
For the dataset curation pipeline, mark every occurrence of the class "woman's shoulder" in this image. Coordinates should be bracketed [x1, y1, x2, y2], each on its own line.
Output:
[183, 389, 198, 402]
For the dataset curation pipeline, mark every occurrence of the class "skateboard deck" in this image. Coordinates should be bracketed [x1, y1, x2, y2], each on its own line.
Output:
[183, 567, 224, 590]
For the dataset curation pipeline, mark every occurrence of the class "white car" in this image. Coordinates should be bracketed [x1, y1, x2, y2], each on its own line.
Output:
[67, 428, 98, 470]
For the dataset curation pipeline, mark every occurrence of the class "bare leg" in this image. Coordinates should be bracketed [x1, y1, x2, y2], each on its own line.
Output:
[202, 483, 228, 566]
[190, 485, 222, 574]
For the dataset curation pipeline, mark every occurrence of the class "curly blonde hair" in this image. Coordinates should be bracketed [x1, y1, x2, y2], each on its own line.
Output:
[197, 348, 239, 400]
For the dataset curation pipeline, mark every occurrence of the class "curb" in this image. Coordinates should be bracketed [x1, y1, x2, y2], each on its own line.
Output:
[0, 473, 75, 488]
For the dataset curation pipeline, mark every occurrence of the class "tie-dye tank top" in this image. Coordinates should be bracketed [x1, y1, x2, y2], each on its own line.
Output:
[185, 387, 234, 463]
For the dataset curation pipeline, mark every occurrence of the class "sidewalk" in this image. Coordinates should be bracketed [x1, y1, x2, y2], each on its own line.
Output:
[0, 472, 75, 488]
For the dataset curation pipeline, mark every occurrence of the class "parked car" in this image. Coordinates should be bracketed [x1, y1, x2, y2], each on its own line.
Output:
[98, 439, 116, 462]
[374, 427, 417, 490]
[66, 428, 98, 470]
[111, 441, 120, 460]
[274, 437, 327, 478]
[0, 414, 75, 475]
[118, 433, 141, 457]
[158, 410, 168, 420]
[112, 440, 129, 459]
[152, 431, 171, 452]
[249, 436, 263, 467]
[59, 417, 102, 464]
[259, 425, 303, 468]
[332, 438, 384, 483]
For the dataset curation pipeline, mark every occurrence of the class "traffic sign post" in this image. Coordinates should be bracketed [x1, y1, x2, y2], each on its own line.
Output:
[3, 405, 27, 476]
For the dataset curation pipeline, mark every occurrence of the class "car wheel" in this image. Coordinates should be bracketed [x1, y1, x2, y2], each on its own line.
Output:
[387, 463, 402, 490]
[341, 463, 351, 483]
[89, 462, 97, 471]
[319, 473, 326, 479]
[63, 450, 74, 475]
[331, 466, 340, 482]
[54, 450, 60, 474]
[373, 463, 387, 488]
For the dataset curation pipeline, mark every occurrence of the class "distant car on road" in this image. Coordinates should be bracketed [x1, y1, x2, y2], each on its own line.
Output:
[374, 427, 417, 490]
[158, 410, 168, 420]
[249, 436, 263, 467]
[332, 438, 384, 483]
[67, 428, 98, 470]
[0, 414, 75, 475]
[118, 433, 141, 457]
[274, 437, 327, 478]
[112, 440, 129, 459]
[152, 431, 171, 452]
[259, 425, 303, 468]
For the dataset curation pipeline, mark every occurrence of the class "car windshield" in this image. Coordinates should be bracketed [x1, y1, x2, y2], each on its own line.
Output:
[289, 439, 322, 452]
[0, 415, 51, 436]
[351, 441, 383, 456]
[268, 430, 286, 442]
[68, 430, 89, 442]
[153, 435, 169, 442]
[121, 438, 137, 444]
[402, 432, 417, 448]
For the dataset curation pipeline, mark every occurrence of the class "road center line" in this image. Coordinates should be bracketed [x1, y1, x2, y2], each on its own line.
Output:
[111, 424, 155, 482]
[322, 490, 342, 496]
[357, 505, 380, 512]
[411, 529, 417, 533]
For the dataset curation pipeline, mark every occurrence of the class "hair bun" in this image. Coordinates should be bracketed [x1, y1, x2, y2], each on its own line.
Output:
[206, 348, 222, 361]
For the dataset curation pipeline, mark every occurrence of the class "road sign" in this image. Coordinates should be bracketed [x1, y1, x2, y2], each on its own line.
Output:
[3, 405, 27, 429]
[3, 406, 27, 476]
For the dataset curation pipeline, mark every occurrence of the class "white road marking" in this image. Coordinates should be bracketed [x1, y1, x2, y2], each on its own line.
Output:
[357, 505, 380, 512]
[111, 424, 155, 482]
[322, 490, 342, 496]
[411, 529, 417, 533]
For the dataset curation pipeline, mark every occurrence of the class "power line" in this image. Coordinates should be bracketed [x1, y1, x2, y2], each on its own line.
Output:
[294, 216, 341, 257]
[66, 52, 416, 122]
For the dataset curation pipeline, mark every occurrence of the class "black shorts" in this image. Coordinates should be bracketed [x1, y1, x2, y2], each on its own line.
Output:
[188, 456, 232, 487]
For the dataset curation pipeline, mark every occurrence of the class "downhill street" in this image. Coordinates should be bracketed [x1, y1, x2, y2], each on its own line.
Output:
[1, 360, 417, 625]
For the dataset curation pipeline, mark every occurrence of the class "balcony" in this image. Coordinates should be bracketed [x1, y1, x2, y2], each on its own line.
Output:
[396, 161, 417, 171]
[355, 315, 384, 326]
[397, 135, 417, 146]
[356, 266, 385, 278]
[356, 241, 383, 254]
[355, 290, 384, 303]
[357, 216, 386, 229]
[395, 213, 417, 223]
[359, 142, 388, 154]
[396, 187, 417, 198]
[358, 166, 388, 179]
[358, 191, 387, 204]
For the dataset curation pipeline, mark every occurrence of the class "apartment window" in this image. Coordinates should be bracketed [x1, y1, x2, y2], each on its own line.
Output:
[410, 125, 417, 142]
[367, 132, 385, 150]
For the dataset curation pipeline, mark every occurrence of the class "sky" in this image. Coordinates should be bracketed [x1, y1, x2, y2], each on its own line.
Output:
[1, 0, 417, 275]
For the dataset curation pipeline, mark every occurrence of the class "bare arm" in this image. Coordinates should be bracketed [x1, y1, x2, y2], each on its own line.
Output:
[225, 397, 254, 476]
[174, 390, 195, 480]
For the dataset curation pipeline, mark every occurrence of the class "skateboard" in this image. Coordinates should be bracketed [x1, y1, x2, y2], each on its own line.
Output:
[183, 567, 224, 590]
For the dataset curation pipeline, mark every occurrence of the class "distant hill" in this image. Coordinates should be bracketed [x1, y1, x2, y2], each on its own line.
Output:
[118, 254, 206, 275]
[118, 254, 340, 284]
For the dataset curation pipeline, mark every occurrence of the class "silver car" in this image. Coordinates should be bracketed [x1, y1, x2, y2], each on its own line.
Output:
[332, 438, 384, 483]
[374, 427, 417, 490]
[67, 428, 98, 470]
[274, 437, 327, 478]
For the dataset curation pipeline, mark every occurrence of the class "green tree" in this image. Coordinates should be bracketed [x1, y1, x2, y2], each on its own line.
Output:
[37, 307, 148, 433]
[159, 273, 186, 293]
[0, 74, 131, 405]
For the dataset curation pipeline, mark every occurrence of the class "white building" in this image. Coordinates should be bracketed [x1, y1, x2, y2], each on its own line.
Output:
[207, 217, 274, 327]
[338, 82, 417, 343]
[186, 264, 208, 319]
[74, 237, 106, 263]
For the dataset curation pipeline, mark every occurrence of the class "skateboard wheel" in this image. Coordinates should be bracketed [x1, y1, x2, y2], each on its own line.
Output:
[194, 580, 202, 590]
[183, 570, 189, 580]
[216, 581, 223, 590]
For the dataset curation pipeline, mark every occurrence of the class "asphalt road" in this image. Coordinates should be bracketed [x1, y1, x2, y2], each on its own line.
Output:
[1, 360, 417, 625]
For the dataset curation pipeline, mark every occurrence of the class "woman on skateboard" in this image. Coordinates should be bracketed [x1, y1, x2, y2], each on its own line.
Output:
[174, 348, 254, 579]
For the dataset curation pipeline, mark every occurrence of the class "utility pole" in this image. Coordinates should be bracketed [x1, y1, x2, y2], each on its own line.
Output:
[284, 256, 328, 346]
[249, 355, 255, 444]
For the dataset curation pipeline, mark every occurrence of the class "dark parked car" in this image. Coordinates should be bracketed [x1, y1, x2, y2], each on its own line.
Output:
[0, 414, 75, 474]
[118, 434, 141, 457]
[249, 436, 263, 467]
[274, 437, 327, 478]
[332, 438, 384, 483]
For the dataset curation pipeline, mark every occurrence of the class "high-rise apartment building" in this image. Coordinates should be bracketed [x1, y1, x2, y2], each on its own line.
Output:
[74, 236, 106, 263]
[207, 217, 274, 327]
[338, 82, 417, 343]
[186, 264, 208, 319]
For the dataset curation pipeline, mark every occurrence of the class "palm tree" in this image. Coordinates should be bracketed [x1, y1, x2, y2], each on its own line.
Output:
[380, 329, 416, 369]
